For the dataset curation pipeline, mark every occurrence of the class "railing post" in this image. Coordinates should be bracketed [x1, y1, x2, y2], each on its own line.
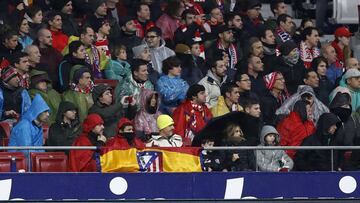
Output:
[331, 149, 334, 171]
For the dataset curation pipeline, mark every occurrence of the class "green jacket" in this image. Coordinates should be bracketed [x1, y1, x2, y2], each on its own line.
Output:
[29, 88, 62, 124]
[63, 90, 93, 122]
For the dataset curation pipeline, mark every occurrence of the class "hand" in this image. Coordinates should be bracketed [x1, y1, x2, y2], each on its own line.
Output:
[16, 3, 24, 10]
[232, 154, 239, 162]
[97, 134, 107, 143]
[4, 110, 18, 117]
[279, 167, 289, 172]
[120, 96, 130, 106]
[195, 14, 205, 25]
[129, 96, 137, 106]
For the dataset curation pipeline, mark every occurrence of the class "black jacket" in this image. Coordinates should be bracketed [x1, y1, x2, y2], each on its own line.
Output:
[315, 76, 334, 107]
[260, 90, 283, 126]
[221, 139, 256, 171]
[61, 13, 79, 37]
[177, 53, 204, 85]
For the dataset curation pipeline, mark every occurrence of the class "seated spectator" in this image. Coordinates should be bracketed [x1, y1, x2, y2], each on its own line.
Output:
[24, 45, 42, 70]
[323, 43, 343, 85]
[106, 117, 145, 149]
[331, 26, 352, 65]
[146, 114, 183, 147]
[277, 100, 316, 159]
[8, 94, 49, 157]
[134, 89, 161, 141]
[295, 113, 341, 171]
[173, 84, 212, 146]
[8, 52, 30, 89]
[69, 113, 107, 172]
[63, 66, 94, 122]
[0, 28, 22, 64]
[47, 101, 81, 151]
[156, 56, 189, 114]
[240, 0, 264, 37]
[46, 11, 69, 53]
[58, 40, 91, 92]
[28, 70, 62, 124]
[25, 5, 45, 39]
[115, 59, 154, 111]
[50, 0, 79, 37]
[133, 3, 155, 39]
[211, 82, 243, 117]
[118, 16, 142, 59]
[0, 66, 31, 121]
[15, 16, 33, 50]
[303, 69, 320, 91]
[256, 125, 293, 172]
[198, 52, 227, 108]
[201, 138, 224, 172]
[132, 44, 159, 86]
[221, 123, 255, 171]
[275, 14, 294, 44]
[276, 85, 329, 124]
[104, 43, 130, 82]
[260, 28, 277, 75]
[234, 73, 258, 105]
[89, 84, 122, 138]
[338, 69, 360, 111]
[261, 71, 289, 125]
[311, 57, 334, 106]
[241, 55, 266, 96]
[243, 98, 261, 118]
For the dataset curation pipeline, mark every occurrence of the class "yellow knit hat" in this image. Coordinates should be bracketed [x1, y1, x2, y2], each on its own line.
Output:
[157, 115, 174, 130]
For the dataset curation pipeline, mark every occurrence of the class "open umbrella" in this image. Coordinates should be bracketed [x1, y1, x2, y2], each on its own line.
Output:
[192, 111, 262, 146]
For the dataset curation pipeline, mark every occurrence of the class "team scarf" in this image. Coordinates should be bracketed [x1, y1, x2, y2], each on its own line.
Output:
[276, 27, 291, 43]
[85, 45, 102, 79]
[300, 41, 320, 69]
[217, 40, 238, 71]
[70, 80, 94, 94]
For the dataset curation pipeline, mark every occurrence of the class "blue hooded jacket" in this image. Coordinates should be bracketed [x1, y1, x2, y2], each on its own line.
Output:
[9, 94, 50, 157]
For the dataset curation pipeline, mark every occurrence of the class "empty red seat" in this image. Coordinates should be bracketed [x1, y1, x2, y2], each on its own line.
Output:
[0, 122, 11, 147]
[0, 152, 27, 172]
[30, 152, 68, 172]
[94, 79, 119, 89]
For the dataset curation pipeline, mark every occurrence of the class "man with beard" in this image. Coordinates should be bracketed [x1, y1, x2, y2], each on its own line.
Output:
[69, 113, 107, 172]
[275, 14, 295, 44]
[0, 66, 31, 122]
[119, 16, 142, 60]
[9, 52, 31, 89]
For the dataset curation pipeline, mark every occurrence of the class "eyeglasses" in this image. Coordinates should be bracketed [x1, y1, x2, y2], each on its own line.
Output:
[146, 35, 158, 39]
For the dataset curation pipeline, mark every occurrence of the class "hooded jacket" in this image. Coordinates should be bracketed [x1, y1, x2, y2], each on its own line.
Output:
[47, 101, 81, 150]
[295, 113, 341, 171]
[9, 94, 50, 157]
[134, 89, 161, 140]
[211, 96, 243, 118]
[198, 70, 228, 108]
[142, 38, 175, 74]
[69, 113, 104, 172]
[339, 74, 360, 112]
[256, 125, 293, 172]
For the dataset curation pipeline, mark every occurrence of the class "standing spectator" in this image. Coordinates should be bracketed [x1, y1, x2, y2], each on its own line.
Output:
[295, 113, 341, 171]
[331, 26, 352, 65]
[134, 89, 161, 141]
[300, 27, 321, 69]
[323, 43, 343, 85]
[211, 82, 243, 117]
[47, 101, 81, 151]
[28, 70, 62, 124]
[46, 11, 69, 53]
[69, 113, 107, 172]
[146, 114, 183, 147]
[134, 3, 155, 39]
[156, 56, 189, 114]
[8, 94, 49, 158]
[256, 125, 293, 172]
[89, 84, 122, 138]
[277, 100, 316, 159]
[50, 0, 79, 37]
[9, 52, 30, 89]
[173, 84, 212, 146]
[275, 14, 294, 44]
[311, 57, 334, 106]
[142, 27, 175, 74]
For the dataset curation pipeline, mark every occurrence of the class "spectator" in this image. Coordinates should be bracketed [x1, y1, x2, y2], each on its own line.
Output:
[201, 138, 224, 172]
[338, 69, 360, 111]
[8, 52, 30, 89]
[118, 16, 142, 59]
[89, 84, 122, 138]
[293, 18, 315, 44]
[46, 11, 69, 52]
[277, 100, 316, 159]
[8, 94, 49, 158]
[90, 18, 111, 59]
[295, 113, 341, 171]
[234, 73, 258, 104]
[345, 57, 360, 71]
[331, 26, 352, 65]
[15, 17, 33, 50]
[256, 125, 293, 172]
[311, 57, 333, 106]
[132, 44, 159, 86]
[275, 14, 294, 44]
[242, 55, 266, 96]
[261, 71, 289, 125]
[198, 53, 227, 108]
[63, 66, 94, 122]
[24, 45, 41, 70]
[28, 70, 62, 124]
[174, 8, 203, 46]
[146, 114, 183, 147]
[0, 66, 31, 121]
[303, 69, 320, 91]
[266, 0, 288, 31]
[241, 0, 264, 37]
[104, 43, 130, 82]
[275, 40, 306, 94]
[134, 89, 161, 141]
[24, 6, 44, 39]
[50, 0, 79, 36]
[226, 12, 250, 49]
[156, 56, 189, 114]
[106, 117, 145, 148]
[47, 101, 81, 151]
[142, 26, 175, 74]
[300, 27, 321, 69]
[173, 84, 212, 146]
[115, 59, 154, 111]
[0, 28, 21, 64]
[211, 82, 243, 117]
[243, 98, 261, 118]
[58, 40, 90, 92]
[260, 28, 277, 75]
[133, 3, 155, 39]
[69, 113, 107, 172]
[323, 43, 343, 85]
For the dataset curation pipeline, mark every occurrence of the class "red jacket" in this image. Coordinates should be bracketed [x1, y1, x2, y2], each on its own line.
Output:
[173, 100, 212, 146]
[69, 134, 98, 172]
[50, 29, 69, 52]
[134, 19, 155, 39]
[276, 112, 316, 159]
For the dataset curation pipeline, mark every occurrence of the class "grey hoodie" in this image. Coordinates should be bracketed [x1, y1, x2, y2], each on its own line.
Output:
[255, 125, 294, 172]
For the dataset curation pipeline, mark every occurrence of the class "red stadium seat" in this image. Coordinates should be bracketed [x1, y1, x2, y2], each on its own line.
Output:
[94, 79, 119, 89]
[30, 152, 68, 172]
[42, 125, 49, 145]
[0, 152, 27, 172]
[0, 122, 11, 147]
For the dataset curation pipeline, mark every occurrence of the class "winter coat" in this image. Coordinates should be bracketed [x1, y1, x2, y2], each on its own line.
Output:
[211, 96, 243, 118]
[8, 94, 49, 158]
[47, 101, 82, 150]
[104, 59, 131, 82]
[156, 74, 189, 114]
[339, 75, 360, 112]
[142, 38, 175, 74]
[221, 139, 256, 171]
[177, 53, 204, 85]
[29, 88, 62, 124]
[260, 90, 286, 125]
[277, 111, 316, 159]
[50, 29, 69, 53]
[134, 89, 161, 140]
[295, 113, 341, 171]
[248, 73, 267, 97]
[315, 75, 334, 106]
[0, 86, 31, 120]
[326, 63, 343, 85]
[198, 70, 227, 108]
[63, 90, 93, 122]
[146, 134, 183, 147]
[256, 125, 294, 172]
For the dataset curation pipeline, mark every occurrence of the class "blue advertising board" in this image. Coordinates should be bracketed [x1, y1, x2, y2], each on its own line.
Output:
[0, 172, 359, 200]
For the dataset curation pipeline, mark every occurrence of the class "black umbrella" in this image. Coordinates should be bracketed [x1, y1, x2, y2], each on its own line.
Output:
[192, 111, 262, 146]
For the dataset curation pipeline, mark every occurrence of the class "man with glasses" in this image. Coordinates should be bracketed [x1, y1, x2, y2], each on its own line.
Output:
[143, 27, 175, 74]
[235, 73, 258, 105]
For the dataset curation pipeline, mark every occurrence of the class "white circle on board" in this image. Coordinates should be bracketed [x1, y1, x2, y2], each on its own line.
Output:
[339, 176, 357, 194]
[109, 177, 128, 195]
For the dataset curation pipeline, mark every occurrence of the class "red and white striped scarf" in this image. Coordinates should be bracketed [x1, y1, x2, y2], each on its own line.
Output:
[300, 41, 320, 69]
[217, 41, 238, 70]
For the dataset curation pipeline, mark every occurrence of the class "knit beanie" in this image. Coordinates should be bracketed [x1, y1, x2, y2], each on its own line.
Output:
[263, 71, 281, 90]
[279, 40, 298, 56]
[132, 44, 148, 58]
[1, 66, 18, 83]
[82, 113, 104, 133]
[90, 0, 106, 12]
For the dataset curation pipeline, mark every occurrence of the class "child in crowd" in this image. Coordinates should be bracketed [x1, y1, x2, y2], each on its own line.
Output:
[201, 138, 224, 172]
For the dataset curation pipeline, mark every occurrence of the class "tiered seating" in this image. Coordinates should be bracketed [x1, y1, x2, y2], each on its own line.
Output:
[0, 152, 27, 172]
[30, 152, 68, 172]
[94, 79, 119, 89]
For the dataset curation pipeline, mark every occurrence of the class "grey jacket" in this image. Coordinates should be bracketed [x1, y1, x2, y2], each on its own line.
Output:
[255, 125, 294, 172]
[142, 38, 175, 74]
[198, 70, 227, 108]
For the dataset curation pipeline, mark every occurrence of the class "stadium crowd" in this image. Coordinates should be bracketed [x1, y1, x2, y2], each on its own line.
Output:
[0, 0, 360, 172]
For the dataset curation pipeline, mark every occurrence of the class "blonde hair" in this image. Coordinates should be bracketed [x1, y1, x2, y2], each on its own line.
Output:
[223, 123, 246, 142]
